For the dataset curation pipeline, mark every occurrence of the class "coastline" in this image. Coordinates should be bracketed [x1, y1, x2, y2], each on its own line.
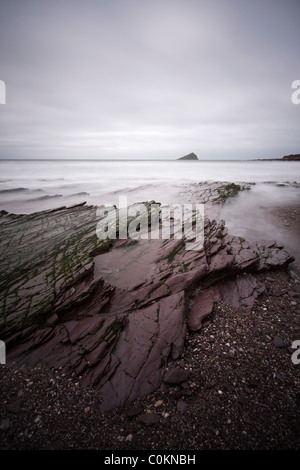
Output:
[0, 181, 299, 450]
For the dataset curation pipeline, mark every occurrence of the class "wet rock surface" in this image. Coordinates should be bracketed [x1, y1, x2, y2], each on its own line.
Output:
[0, 182, 296, 414]
[0, 270, 299, 450]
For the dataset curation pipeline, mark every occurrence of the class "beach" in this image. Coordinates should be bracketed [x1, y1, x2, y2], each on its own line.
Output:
[0, 166, 300, 450]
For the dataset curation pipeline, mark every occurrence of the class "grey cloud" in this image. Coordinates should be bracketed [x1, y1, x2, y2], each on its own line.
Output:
[0, 0, 299, 160]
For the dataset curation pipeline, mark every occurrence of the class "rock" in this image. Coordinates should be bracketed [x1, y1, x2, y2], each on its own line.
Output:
[177, 152, 198, 160]
[43, 439, 65, 450]
[125, 406, 144, 418]
[138, 413, 160, 426]
[177, 399, 188, 413]
[0, 190, 295, 412]
[154, 399, 163, 408]
[98, 291, 186, 410]
[187, 287, 220, 331]
[0, 418, 10, 432]
[7, 399, 22, 414]
[238, 394, 248, 406]
[272, 287, 287, 297]
[273, 336, 285, 348]
[163, 368, 190, 385]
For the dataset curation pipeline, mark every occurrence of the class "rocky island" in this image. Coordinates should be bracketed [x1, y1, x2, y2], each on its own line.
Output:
[177, 152, 199, 160]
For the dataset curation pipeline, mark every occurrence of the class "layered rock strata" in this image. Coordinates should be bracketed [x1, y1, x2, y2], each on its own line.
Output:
[0, 183, 294, 410]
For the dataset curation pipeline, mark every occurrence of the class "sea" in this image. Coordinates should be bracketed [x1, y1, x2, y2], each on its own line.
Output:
[1, 158, 300, 269]
[0, 159, 299, 215]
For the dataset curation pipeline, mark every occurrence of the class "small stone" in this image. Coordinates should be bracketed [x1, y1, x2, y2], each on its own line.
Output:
[0, 418, 10, 432]
[177, 400, 188, 413]
[163, 368, 190, 385]
[7, 399, 22, 414]
[125, 434, 133, 442]
[154, 399, 163, 408]
[228, 349, 236, 358]
[238, 395, 247, 406]
[84, 406, 90, 413]
[125, 406, 144, 418]
[138, 413, 160, 426]
[273, 336, 284, 348]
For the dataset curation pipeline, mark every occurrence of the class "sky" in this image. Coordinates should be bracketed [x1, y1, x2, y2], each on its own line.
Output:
[0, 0, 299, 160]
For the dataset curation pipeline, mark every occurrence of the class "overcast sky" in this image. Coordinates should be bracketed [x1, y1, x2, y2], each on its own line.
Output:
[0, 0, 299, 160]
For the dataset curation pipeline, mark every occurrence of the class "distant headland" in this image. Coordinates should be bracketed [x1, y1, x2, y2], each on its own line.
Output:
[254, 154, 300, 161]
[177, 152, 199, 160]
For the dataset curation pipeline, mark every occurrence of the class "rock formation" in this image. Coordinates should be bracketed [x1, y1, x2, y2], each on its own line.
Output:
[282, 154, 300, 161]
[0, 183, 294, 410]
[177, 153, 199, 160]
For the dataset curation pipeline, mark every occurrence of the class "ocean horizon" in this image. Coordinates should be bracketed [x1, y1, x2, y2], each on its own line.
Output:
[0, 158, 299, 215]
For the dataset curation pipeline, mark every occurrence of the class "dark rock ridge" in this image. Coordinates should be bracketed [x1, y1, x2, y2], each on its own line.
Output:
[0, 184, 295, 410]
[254, 153, 300, 161]
[177, 153, 198, 160]
[282, 154, 300, 161]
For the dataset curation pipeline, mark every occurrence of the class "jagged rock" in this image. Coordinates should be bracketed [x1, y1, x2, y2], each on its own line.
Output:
[0, 184, 295, 410]
[187, 286, 220, 331]
[98, 291, 186, 410]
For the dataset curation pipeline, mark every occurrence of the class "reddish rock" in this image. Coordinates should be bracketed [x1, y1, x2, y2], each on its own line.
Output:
[187, 286, 220, 331]
[2, 204, 295, 412]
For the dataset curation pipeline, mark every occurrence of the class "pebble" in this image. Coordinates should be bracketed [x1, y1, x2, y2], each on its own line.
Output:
[0, 419, 10, 432]
[154, 399, 163, 408]
[125, 406, 144, 418]
[138, 413, 160, 426]
[177, 400, 188, 413]
[163, 368, 190, 385]
[273, 336, 285, 348]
